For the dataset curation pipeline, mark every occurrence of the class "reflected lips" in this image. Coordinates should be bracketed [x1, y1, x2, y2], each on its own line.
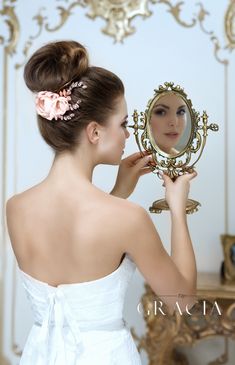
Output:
[165, 133, 179, 139]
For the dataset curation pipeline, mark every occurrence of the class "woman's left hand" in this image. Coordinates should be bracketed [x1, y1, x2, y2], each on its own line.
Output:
[110, 151, 154, 199]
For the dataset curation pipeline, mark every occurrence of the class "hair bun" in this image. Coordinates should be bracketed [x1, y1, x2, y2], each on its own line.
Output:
[24, 40, 89, 93]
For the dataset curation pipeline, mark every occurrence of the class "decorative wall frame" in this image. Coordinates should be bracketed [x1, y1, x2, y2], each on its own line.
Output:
[0, 0, 234, 60]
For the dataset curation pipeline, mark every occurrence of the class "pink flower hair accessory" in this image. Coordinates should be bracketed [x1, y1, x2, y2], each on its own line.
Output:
[35, 81, 87, 121]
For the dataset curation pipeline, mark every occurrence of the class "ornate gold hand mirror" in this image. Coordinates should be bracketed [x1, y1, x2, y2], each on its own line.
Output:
[129, 82, 219, 214]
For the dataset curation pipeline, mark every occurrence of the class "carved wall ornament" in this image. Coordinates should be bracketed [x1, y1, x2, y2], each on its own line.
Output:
[225, 0, 235, 50]
[0, 0, 234, 65]
[0, 0, 19, 55]
[85, 0, 153, 42]
[131, 276, 235, 365]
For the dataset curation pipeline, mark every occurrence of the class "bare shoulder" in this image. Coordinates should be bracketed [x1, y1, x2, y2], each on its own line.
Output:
[103, 193, 151, 247]
[6, 185, 44, 253]
[6, 192, 27, 220]
[6, 184, 41, 218]
[110, 195, 151, 227]
[6, 193, 26, 258]
[106, 193, 147, 225]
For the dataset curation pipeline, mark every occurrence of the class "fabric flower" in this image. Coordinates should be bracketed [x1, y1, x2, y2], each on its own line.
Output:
[35, 91, 70, 121]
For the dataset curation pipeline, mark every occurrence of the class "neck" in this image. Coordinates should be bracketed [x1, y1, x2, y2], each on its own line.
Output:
[46, 148, 95, 189]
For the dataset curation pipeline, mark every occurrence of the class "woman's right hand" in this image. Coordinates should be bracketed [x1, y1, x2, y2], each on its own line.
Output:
[162, 171, 197, 214]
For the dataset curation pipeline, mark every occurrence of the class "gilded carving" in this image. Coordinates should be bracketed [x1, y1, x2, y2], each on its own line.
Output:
[86, 0, 153, 42]
[154, 0, 197, 28]
[15, 11, 45, 69]
[45, 0, 86, 32]
[0, 2, 19, 55]
[132, 280, 235, 365]
[225, 0, 235, 50]
[0, 0, 234, 65]
[16, 1, 86, 68]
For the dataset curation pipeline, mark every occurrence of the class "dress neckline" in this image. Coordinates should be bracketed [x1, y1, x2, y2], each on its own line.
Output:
[18, 254, 129, 289]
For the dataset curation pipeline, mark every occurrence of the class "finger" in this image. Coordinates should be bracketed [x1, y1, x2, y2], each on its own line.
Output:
[134, 155, 153, 170]
[180, 171, 197, 181]
[139, 167, 153, 176]
[162, 173, 173, 186]
[124, 151, 149, 163]
[187, 171, 197, 180]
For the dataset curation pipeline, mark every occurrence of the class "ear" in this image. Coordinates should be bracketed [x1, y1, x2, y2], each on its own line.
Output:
[86, 121, 102, 144]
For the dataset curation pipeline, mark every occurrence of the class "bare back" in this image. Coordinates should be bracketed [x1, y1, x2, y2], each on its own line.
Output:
[7, 177, 197, 312]
[6, 181, 134, 287]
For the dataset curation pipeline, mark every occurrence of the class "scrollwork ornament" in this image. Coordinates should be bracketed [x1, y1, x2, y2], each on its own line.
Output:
[85, 0, 153, 42]
[4, 0, 233, 66]
[225, 0, 235, 50]
[132, 284, 235, 365]
[15, 9, 46, 69]
[0, 1, 19, 55]
[45, 0, 86, 32]
[153, 0, 197, 28]
[15, 0, 87, 68]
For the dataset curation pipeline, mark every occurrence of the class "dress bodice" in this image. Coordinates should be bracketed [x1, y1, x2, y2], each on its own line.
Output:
[19, 254, 140, 365]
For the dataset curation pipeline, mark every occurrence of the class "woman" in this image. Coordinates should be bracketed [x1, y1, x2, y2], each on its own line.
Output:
[6, 40, 197, 365]
[150, 93, 188, 155]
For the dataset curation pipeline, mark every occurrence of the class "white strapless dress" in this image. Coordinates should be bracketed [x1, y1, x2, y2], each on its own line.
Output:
[18, 254, 142, 365]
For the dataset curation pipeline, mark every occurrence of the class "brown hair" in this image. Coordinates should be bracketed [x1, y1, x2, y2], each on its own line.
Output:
[24, 40, 124, 153]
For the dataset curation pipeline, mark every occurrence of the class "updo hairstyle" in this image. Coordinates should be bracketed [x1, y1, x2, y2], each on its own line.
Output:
[24, 40, 124, 153]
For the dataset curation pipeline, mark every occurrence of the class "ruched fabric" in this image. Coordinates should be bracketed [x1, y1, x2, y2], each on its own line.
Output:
[19, 254, 142, 365]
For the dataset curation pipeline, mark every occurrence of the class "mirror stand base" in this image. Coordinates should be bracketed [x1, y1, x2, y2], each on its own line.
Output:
[149, 199, 201, 214]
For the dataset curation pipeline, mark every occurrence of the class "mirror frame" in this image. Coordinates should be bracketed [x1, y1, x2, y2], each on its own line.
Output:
[130, 82, 219, 180]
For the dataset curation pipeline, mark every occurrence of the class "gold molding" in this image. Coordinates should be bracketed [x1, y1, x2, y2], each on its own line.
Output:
[154, 0, 197, 28]
[225, 0, 235, 50]
[0, 1, 234, 64]
[155, 1, 229, 65]
[15, 1, 86, 69]
[132, 281, 235, 365]
[0, 1, 19, 55]
[85, 0, 153, 42]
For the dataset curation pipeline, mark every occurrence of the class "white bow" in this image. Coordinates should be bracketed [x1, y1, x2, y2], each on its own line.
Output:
[35, 288, 84, 365]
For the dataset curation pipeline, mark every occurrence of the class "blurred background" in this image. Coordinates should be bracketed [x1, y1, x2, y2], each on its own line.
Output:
[0, 0, 235, 364]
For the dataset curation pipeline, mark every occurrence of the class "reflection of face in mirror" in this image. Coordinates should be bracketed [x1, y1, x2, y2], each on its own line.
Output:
[149, 93, 191, 155]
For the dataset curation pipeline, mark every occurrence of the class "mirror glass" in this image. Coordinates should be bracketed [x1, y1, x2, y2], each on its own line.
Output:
[148, 93, 192, 156]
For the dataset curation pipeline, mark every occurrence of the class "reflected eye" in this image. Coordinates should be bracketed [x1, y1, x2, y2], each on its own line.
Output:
[177, 108, 186, 116]
[153, 108, 166, 116]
